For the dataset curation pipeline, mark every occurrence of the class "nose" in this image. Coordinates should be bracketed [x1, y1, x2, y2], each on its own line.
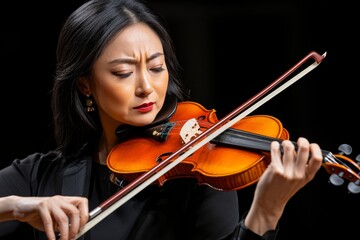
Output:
[135, 71, 153, 97]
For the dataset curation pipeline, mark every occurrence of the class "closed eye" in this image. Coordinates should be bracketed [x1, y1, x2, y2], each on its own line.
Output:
[150, 66, 165, 73]
[114, 72, 132, 78]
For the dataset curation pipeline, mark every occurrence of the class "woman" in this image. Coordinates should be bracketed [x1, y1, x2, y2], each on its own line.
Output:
[0, 0, 323, 239]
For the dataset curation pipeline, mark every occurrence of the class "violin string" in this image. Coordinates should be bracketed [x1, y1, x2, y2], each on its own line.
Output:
[154, 120, 360, 181]
[222, 129, 360, 174]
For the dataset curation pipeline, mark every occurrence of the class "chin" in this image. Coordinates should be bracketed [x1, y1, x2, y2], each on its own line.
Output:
[132, 115, 157, 127]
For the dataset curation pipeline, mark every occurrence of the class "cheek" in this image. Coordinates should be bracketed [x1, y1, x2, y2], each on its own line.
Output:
[154, 75, 169, 108]
[156, 72, 169, 97]
[94, 83, 132, 116]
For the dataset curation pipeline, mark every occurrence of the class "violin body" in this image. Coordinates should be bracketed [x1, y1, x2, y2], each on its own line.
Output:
[107, 101, 289, 191]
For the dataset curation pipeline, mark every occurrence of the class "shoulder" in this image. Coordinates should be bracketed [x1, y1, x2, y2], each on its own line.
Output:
[10, 151, 63, 166]
[1, 150, 94, 197]
[1, 150, 92, 184]
[0, 151, 63, 196]
[1, 151, 64, 176]
[10, 150, 93, 172]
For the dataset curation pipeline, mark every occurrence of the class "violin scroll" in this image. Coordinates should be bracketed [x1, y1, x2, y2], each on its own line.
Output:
[322, 144, 360, 194]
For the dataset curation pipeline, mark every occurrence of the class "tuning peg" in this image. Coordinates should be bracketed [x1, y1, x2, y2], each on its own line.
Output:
[346, 154, 360, 193]
[348, 180, 360, 194]
[338, 143, 352, 155]
[329, 173, 345, 186]
[356, 154, 360, 165]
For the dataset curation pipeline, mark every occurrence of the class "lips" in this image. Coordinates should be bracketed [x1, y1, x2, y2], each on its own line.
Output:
[134, 102, 154, 109]
[134, 102, 154, 112]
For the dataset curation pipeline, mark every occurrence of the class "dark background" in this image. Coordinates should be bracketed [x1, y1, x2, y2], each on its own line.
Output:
[1, 0, 359, 239]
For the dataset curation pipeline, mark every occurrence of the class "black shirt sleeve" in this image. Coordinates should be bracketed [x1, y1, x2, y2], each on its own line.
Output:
[220, 214, 279, 240]
[238, 219, 278, 240]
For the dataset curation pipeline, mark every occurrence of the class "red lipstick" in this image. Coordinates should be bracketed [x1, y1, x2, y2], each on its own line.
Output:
[134, 102, 154, 113]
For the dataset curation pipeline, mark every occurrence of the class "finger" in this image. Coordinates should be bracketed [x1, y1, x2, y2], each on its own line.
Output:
[294, 137, 310, 170]
[306, 143, 323, 178]
[63, 197, 89, 238]
[38, 209, 57, 240]
[76, 198, 89, 229]
[281, 140, 296, 173]
[270, 141, 282, 167]
[67, 209, 80, 239]
[67, 203, 83, 238]
[54, 212, 70, 240]
[48, 197, 74, 240]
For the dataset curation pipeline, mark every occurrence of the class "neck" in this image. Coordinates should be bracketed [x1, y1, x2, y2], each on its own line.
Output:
[98, 133, 110, 165]
[98, 123, 121, 164]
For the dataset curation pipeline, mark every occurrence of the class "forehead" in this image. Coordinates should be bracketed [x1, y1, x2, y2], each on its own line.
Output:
[118, 23, 160, 41]
[103, 23, 163, 56]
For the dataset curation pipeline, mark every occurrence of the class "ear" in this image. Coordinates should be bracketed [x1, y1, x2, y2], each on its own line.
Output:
[77, 76, 91, 96]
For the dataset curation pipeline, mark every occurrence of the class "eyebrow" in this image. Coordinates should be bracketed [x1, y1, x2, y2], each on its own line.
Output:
[108, 52, 164, 65]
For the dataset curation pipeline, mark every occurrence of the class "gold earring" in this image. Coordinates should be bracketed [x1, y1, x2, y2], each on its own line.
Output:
[86, 94, 95, 112]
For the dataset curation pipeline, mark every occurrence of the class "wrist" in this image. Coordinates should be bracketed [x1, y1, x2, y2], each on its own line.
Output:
[244, 206, 282, 236]
[0, 195, 18, 221]
[240, 219, 278, 240]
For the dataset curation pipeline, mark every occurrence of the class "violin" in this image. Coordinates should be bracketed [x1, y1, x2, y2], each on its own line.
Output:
[75, 51, 359, 238]
[108, 101, 288, 191]
[108, 101, 360, 192]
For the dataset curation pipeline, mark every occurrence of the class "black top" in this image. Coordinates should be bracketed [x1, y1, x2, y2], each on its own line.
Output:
[0, 151, 278, 240]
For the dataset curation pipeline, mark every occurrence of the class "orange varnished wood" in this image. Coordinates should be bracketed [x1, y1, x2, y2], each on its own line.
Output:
[107, 101, 289, 191]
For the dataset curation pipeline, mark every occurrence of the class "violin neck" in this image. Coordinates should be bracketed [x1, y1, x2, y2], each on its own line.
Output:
[210, 128, 282, 152]
[210, 128, 339, 166]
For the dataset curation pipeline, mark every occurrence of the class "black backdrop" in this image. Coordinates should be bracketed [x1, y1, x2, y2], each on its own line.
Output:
[1, 1, 359, 239]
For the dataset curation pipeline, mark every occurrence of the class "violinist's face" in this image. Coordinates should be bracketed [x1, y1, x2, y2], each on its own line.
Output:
[81, 23, 169, 130]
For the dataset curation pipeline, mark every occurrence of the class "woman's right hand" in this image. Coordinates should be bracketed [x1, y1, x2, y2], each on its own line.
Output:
[0, 195, 89, 240]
